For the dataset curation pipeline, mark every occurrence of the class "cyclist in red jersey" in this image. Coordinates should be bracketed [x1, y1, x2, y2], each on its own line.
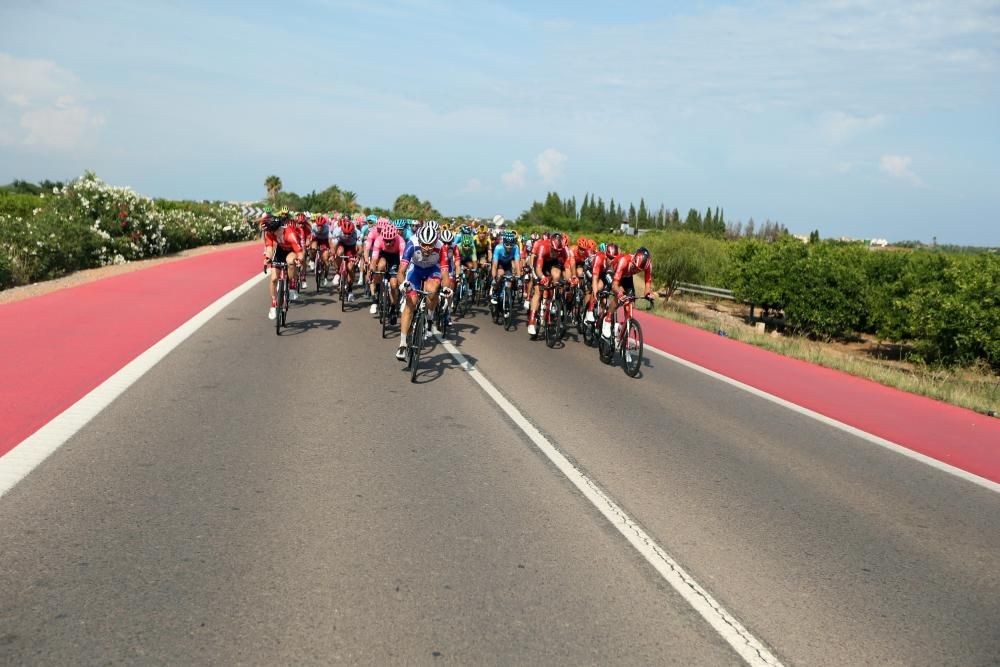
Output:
[603, 246, 654, 338]
[263, 213, 304, 319]
[528, 232, 572, 337]
[292, 213, 313, 290]
[585, 243, 619, 323]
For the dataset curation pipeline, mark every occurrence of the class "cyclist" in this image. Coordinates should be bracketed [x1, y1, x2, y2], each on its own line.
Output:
[263, 212, 303, 319]
[490, 231, 522, 305]
[527, 231, 569, 337]
[455, 234, 477, 300]
[369, 223, 405, 323]
[603, 246, 654, 338]
[395, 225, 451, 360]
[310, 215, 333, 287]
[473, 224, 492, 273]
[331, 216, 360, 300]
[585, 242, 619, 323]
[293, 213, 312, 290]
[438, 228, 457, 329]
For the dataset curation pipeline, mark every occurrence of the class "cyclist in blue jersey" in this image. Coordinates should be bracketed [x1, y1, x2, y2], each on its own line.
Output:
[490, 231, 522, 305]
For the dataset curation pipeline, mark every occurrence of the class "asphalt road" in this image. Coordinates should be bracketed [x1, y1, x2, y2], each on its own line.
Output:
[1, 282, 998, 665]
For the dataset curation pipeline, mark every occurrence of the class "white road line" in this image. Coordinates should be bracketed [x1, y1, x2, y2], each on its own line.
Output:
[434, 335, 785, 667]
[0, 273, 264, 499]
[644, 345, 1000, 495]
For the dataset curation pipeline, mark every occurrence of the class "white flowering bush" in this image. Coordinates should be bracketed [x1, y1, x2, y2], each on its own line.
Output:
[0, 172, 257, 288]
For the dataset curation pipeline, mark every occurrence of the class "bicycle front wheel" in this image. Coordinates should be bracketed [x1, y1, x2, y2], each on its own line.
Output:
[409, 312, 424, 382]
[275, 279, 285, 335]
[622, 318, 644, 377]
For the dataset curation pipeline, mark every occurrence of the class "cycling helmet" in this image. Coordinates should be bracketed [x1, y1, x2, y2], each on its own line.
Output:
[366, 214, 377, 223]
[633, 246, 651, 270]
[416, 225, 439, 246]
[440, 229, 455, 244]
[561, 233, 570, 246]
[381, 225, 398, 242]
[605, 243, 619, 259]
[426, 219, 440, 231]
[264, 217, 282, 232]
[530, 232, 540, 241]
[598, 242, 607, 253]
[339, 219, 355, 235]
[476, 224, 488, 234]
[460, 225, 472, 235]
[352, 212, 365, 222]
[393, 219, 407, 231]
[550, 234, 564, 249]
[502, 231, 516, 246]
[541, 232, 550, 240]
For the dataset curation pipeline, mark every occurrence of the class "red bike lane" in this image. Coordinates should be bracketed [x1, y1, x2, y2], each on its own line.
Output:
[634, 310, 1000, 485]
[2, 249, 997, 488]
[0, 244, 261, 459]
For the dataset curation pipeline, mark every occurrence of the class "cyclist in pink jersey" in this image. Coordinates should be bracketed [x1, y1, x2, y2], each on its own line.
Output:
[369, 225, 406, 321]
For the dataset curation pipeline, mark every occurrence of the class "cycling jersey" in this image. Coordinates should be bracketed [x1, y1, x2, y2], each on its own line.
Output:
[533, 239, 570, 275]
[371, 235, 405, 267]
[401, 240, 449, 286]
[311, 222, 331, 241]
[456, 243, 477, 262]
[492, 244, 520, 266]
[611, 253, 653, 283]
[331, 227, 359, 247]
[265, 225, 303, 253]
[473, 234, 491, 257]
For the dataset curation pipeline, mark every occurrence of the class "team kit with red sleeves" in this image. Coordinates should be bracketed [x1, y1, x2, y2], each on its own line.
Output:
[260, 211, 654, 373]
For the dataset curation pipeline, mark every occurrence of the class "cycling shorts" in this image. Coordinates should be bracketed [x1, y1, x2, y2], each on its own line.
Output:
[405, 264, 442, 287]
[541, 260, 563, 276]
[272, 245, 296, 265]
[378, 253, 400, 274]
[338, 243, 358, 257]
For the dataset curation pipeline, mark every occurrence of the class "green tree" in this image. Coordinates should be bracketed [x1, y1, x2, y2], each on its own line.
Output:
[264, 175, 282, 202]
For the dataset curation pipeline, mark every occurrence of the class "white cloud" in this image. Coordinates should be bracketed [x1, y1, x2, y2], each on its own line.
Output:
[536, 148, 567, 184]
[821, 111, 887, 142]
[880, 154, 923, 186]
[0, 52, 102, 150]
[501, 160, 527, 189]
[461, 177, 485, 193]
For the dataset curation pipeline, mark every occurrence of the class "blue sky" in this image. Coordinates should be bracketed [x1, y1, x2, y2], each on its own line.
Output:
[1, 0, 998, 245]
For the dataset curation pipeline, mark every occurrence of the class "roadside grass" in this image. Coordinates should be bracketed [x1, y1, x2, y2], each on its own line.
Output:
[651, 298, 1000, 417]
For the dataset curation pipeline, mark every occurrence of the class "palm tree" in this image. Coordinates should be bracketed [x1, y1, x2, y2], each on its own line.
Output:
[342, 190, 358, 213]
[264, 175, 282, 202]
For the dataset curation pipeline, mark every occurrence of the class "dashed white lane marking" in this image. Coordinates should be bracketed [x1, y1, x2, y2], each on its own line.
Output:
[644, 346, 1000, 495]
[435, 335, 785, 667]
[0, 273, 265, 499]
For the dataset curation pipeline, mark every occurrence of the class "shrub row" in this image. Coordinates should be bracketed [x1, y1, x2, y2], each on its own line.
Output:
[724, 238, 999, 368]
[0, 172, 257, 289]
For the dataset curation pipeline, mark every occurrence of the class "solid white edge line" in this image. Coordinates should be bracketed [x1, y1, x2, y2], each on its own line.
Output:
[434, 334, 785, 667]
[643, 345, 1000, 495]
[0, 273, 265, 499]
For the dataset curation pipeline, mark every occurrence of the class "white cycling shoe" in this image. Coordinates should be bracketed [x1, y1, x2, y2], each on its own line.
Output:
[290, 289, 299, 301]
[369, 304, 378, 315]
[585, 311, 595, 323]
[332, 274, 341, 286]
[395, 345, 407, 361]
[601, 320, 612, 338]
[528, 324, 537, 336]
[268, 307, 276, 320]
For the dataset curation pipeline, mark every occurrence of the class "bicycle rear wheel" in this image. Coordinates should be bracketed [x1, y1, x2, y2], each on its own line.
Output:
[503, 286, 514, 330]
[622, 318, 644, 377]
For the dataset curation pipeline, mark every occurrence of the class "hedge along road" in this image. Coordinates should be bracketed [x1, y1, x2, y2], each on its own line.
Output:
[0, 247, 998, 663]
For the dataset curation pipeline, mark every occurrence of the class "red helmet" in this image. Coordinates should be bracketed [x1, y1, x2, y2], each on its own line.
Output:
[339, 219, 355, 235]
[605, 243, 619, 259]
[632, 246, 651, 270]
[550, 234, 563, 249]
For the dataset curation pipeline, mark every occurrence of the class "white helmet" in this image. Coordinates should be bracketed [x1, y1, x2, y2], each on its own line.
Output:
[416, 225, 439, 246]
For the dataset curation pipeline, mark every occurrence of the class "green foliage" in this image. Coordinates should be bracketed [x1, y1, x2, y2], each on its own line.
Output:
[0, 174, 255, 289]
[392, 193, 440, 219]
[905, 253, 1000, 369]
[725, 237, 807, 313]
[782, 242, 869, 338]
